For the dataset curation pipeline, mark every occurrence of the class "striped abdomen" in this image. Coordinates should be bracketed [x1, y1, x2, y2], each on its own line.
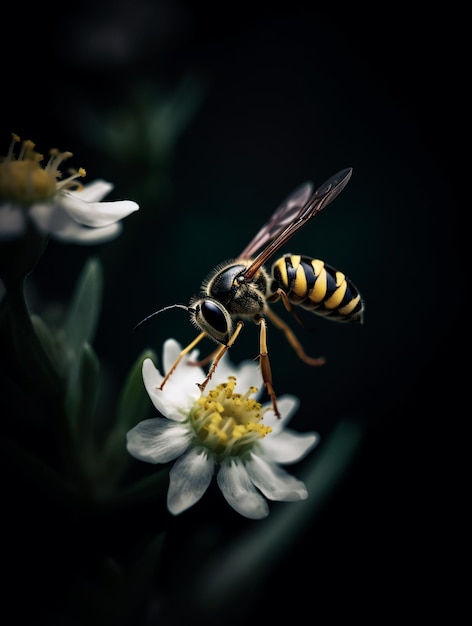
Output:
[271, 254, 364, 323]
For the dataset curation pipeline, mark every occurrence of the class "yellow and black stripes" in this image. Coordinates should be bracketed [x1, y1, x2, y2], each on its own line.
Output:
[271, 254, 364, 323]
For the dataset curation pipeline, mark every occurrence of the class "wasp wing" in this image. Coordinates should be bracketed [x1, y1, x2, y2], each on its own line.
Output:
[237, 182, 314, 260]
[240, 168, 353, 282]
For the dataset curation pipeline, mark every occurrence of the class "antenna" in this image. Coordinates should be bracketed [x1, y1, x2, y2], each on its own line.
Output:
[132, 304, 189, 332]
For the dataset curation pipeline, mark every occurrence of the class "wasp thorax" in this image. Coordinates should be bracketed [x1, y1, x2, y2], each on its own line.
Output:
[206, 261, 269, 317]
[206, 263, 247, 305]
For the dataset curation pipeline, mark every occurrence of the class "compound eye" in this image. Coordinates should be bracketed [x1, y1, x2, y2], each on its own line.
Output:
[200, 300, 229, 335]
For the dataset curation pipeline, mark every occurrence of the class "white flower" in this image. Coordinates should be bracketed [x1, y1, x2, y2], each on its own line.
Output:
[0, 133, 138, 243]
[126, 338, 320, 519]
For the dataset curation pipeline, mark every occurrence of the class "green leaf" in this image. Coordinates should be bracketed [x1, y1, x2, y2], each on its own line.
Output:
[65, 342, 100, 445]
[65, 257, 103, 353]
[97, 349, 156, 484]
[30, 313, 58, 369]
[5, 281, 61, 396]
[117, 349, 157, 430]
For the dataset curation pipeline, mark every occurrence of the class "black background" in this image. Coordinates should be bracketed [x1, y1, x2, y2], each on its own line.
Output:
[2, 2, 465, 624]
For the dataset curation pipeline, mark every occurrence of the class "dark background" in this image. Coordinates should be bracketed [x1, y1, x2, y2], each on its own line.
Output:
[3, 2, 464, 623]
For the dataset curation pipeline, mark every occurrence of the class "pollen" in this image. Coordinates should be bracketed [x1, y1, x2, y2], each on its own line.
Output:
[189, 376, 272, 459]
[0, 133, 86, 205]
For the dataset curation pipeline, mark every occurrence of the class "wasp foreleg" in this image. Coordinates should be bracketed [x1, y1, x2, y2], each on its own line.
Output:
[197, 321, 244, 392]
[159, 331, 207, 390]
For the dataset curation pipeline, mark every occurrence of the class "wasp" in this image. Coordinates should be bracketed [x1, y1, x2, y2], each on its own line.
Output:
[135, 167, 364, 417]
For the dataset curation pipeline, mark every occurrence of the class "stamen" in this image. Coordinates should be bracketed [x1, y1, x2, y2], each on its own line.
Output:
[189, 377, 272, 460]
[0, 134, 88, 205]
[18, 139, 35, 161]
[6, 133, 20, 160]
[55, 168, 86, 191]
[46, 149, 73, 173]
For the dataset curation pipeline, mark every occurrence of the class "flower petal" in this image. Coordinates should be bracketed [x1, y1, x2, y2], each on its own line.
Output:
[29, 202, 63, 233]
[262, 395, 300, 433]
[0, 204, 26, 240]
[217, 458, 269, 519]
[233, 359, 263, 393]
[262, 429, 319, 464]
[29, 203, 123, 243]
[212, 354, 262, 392]
[245, 452, 308, 501]
[126, 418, 193, 463]
[142, 357, 164, 387]
[142, 356, 200, 422]
[162, 338, 206, 393]
[60, 193, 139, 227]
[69, 180, 113, 202]
[167, 447, 215, 515]
[53, 222, 123, 243]
[163, 337, 202, 374]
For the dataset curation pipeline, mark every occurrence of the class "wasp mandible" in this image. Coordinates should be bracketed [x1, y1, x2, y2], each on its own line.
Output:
[135, 168, 364, 417]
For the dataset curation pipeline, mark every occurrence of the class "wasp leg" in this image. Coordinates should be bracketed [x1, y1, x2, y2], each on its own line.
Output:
[255, 316, 280, 418]
[273, 288, 314, 330]
[159, 331, 207, 390]
[198, 321, 244, 392]
[188, 348, 219, 368]
[266, 296, 326, 366]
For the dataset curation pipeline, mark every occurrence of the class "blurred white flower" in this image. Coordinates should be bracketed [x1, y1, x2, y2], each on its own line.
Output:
[0, 133, 139, 243]
[126, 338, 319, 519]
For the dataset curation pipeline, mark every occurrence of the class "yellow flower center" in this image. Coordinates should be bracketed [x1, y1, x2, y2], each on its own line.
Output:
[189, 376, 272, 460]
[0, 133, 86, 206]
